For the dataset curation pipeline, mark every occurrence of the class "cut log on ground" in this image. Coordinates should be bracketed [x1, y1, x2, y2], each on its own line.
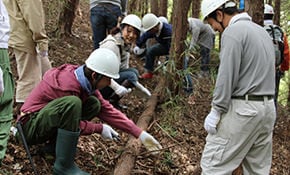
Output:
[113, 78, 165, 175]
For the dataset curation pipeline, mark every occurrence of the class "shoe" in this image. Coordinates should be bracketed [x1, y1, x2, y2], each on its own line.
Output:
[140, 72, 153, 79]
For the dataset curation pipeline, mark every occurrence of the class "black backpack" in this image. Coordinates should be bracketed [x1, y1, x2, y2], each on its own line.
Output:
[264, 24, 284, 66]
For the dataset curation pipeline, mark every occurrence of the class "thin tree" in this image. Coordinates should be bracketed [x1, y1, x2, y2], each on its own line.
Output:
[54, 0, 79, 37]
[165, 0, 192, 95]
[150, 0, 159, 15]
[273, 0, 281, 25]
[246, 0, 264, 26]
[160, 0, 168, 17]
[191, 0, 201, 18]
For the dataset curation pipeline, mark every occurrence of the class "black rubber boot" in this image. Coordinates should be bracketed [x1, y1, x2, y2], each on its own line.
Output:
[53, 129, 89, 175]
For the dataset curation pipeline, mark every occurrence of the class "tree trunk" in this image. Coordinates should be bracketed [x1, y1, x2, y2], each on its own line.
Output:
[191, 0, 201, 18]
[273, 0, 281, 25]
[54, 0, 79, 37]
[160, 0, 168, 17]
[128, 0, 148, 16]
[113, 78, 165, 175]
[150, 0, 159, 15]
[166, 0, 192, 95]
[246, 0, 264, 26]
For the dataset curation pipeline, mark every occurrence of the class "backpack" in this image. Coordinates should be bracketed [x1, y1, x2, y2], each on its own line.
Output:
[264, 24, 284, 66]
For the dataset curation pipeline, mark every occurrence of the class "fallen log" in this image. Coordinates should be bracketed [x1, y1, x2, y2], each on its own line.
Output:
[113, 78, 165, 175]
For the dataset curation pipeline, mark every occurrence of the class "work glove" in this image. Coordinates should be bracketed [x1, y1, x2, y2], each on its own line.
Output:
[135, 81, 151, 97]
[133, 46, 145, 56]
[110, 79, 132, 96]
[204, 108, 221, 134]
[101, 124, 119, 141]
[139, 131, 162, 153]
[0, 67, 4, 95]
[38, 50, 48, 58]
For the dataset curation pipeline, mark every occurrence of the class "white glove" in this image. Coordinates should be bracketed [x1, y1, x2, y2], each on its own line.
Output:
[135, 82, 151, 97]
[204, 108, 221, 134]
[101, 124, 119, 140]
[110, 79, 132, 96]
[38, 51, 48, 57]
[133, 46, 145, 55]
[139, 131, 162, 153]
[0, 67, 4, 95]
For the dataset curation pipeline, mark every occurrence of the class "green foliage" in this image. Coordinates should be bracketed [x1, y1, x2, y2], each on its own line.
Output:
[281, 0, 290, 34]
[162, 151, 175, 167]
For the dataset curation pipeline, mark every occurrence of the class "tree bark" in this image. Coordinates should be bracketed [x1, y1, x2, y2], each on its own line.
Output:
[150, 0, 159, 15]
[273, 0, 281, 25]
[246, 0, 264, 26]
[113, 78, 165, 174]
[191, 0, 201, 18]
[166, 0, 192, 95]
[54, 0, 79, 37]
[160, 0, 168, 17]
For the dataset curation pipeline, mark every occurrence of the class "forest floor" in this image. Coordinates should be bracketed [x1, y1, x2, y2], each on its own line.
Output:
[1, 1, 289, 175]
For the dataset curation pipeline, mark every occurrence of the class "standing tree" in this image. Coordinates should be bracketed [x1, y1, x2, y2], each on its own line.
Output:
[165, 0, 192, 95]
[273, 0, 281, 25]
[246, 0, 264, 26]
[191, 0, 201, 18]
[150, 0, 159, 15]
[160, 0, 168, 17]
[54, 0, 80, 37]
[128, 0, 148, 16]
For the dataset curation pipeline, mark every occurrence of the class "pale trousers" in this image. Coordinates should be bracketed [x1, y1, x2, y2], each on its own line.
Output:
[201, 97, 276, 175]
[14, 49, 51, 102]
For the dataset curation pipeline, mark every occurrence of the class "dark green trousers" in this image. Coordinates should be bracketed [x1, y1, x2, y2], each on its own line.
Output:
[0, 49, 15, 162]
[22, 96, 101, 145]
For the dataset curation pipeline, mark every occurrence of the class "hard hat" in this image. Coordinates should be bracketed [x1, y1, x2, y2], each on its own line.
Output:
[201, 0, 228, 20]
[158, 16, 168, 24]
[142, 13, 160, 32]
[85, 48, 120, 79]
[264, 4, 274, 14]
[121, 14, 142, 32]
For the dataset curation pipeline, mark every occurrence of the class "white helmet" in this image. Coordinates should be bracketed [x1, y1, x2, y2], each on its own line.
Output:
[201, 0, 228, 20]
[264, 4, 274, 14]
[121, 14, 142, 32]
[158, 16, 168, 24]
[85, 48, 120, 79]
[142, 13, 160, 32]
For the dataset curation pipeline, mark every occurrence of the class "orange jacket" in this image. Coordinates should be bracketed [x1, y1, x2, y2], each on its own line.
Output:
[281, 34, 289, 71]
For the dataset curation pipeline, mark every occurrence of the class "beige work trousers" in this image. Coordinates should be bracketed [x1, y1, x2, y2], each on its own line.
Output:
[201, 97, 276, 175]
[14, 49, 51, 102]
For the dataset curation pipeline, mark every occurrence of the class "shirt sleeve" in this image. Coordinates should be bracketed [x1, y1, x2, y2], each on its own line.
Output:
[94, 91, 142, 138]
[21, 0, 48, 52]
[212, 34, 242, 113]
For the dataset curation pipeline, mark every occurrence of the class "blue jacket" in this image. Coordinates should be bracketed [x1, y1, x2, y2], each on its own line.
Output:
[136, 22, 172, 52]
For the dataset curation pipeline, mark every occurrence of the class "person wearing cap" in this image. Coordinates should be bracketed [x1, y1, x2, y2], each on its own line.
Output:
[133, 13, 172, 79]
[99, 14, 151, 109]
[16, 48, 162, 175]
[90, 0, 127, 49]
[200, 0, 276, 174]
[264, 4, 289, 108]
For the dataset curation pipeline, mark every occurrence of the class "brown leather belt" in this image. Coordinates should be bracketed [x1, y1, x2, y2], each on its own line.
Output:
[231, 95, 273, 101]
